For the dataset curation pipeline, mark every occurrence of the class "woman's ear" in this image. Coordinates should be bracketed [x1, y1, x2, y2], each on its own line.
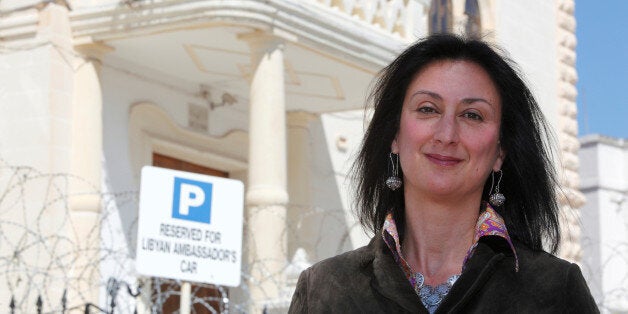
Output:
[391, 137, 399, 154]
[493, 147, 506, 171]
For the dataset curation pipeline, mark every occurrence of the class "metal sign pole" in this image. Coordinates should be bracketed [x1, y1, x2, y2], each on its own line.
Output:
[180, 281, 191, 314]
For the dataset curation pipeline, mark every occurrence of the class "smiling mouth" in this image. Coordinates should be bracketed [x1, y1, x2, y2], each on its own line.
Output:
[425, 154, 462, 166]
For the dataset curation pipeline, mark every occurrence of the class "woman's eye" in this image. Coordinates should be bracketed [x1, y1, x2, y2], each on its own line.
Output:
[417, 106, 437, 114]
[462, 112, 483, 121]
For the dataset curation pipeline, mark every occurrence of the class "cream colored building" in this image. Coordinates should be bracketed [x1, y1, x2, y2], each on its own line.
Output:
[0, 0, 584, 312]
[580, 135, 628, 313]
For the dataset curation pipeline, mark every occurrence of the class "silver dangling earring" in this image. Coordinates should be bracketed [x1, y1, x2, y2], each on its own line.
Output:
[489, 170, 506, 207]
[386, 152, 402, 191]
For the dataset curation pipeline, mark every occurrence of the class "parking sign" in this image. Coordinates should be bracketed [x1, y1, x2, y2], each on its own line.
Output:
[135, 166, 244, 286]
[172, 177, 213, 224]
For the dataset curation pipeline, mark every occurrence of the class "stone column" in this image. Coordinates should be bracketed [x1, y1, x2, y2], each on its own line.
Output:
[239, 31, 289, 311]
[67, 42, 110, 307]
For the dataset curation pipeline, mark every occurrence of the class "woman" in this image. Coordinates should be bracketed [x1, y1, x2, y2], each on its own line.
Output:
[288, 34, 598, 313]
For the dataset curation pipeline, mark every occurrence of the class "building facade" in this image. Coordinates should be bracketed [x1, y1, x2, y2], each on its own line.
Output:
[0, 0, 584, 312]
[580, 135, 628, 313]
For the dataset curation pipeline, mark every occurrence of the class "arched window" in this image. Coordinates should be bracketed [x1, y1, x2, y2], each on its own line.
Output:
[464, 0, 482, 37]
[429, 0, 453, 34]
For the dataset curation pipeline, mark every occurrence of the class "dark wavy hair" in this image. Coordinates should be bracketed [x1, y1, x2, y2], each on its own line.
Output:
[352, 34, 561, 253]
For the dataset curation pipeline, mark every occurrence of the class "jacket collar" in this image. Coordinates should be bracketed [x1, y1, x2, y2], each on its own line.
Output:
[369, 235, 515, 313]
[382, 203, 519, 275]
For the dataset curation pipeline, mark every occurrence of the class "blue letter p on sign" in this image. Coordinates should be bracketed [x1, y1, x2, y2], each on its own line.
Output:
[172, 177, 213, 224]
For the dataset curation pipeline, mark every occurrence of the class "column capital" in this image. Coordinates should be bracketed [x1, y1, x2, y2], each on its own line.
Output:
[237, 29, 295, 58]
[75, 41, 115, 63]
[35, 0, 71, 10]
[37, 1, 72, 50]
[238, 28, 296, 44]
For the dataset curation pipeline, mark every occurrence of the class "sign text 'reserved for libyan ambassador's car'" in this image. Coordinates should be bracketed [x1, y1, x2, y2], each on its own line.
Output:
[135, 166, 244, 286]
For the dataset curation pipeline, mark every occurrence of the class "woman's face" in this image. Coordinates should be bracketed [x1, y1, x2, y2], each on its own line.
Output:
[391, 60, 505, 201]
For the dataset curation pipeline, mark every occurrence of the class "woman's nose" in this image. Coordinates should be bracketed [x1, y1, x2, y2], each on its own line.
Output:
[433, 115, 459, 145]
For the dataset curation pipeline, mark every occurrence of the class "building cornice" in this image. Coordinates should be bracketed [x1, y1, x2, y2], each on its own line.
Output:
[580, 134, 628, 149]
[1, 0, 408, 68]
[0, 7, 40, 43]
[68, 0, 407, 68]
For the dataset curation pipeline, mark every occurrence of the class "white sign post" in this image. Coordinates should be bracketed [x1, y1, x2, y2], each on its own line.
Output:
[136, 166, 244, 311]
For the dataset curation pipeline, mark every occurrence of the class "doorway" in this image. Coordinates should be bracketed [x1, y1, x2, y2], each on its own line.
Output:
[151, 153, 228, 313]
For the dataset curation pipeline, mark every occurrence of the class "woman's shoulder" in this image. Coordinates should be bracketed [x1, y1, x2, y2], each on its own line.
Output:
[289, 238, 389, 313]
[511, 241, 598, 312]
[471, 240, 599, 312]
[513, 240, 574, 272]
[304, 237, 377, 278]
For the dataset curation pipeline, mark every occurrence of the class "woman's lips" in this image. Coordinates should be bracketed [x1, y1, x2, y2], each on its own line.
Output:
[425, 153, 462, 166]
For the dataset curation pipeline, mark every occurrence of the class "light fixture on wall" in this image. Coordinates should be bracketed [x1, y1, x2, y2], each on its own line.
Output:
[212, 92, 237, 110]
[336, 135, 348, 152]
[198, 84, 238, 111]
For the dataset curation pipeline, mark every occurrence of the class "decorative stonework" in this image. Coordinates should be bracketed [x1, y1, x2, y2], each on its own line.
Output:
[556, 0, 585, 262]
[65, 0, 406, 69]
[310, 0, 426, 41]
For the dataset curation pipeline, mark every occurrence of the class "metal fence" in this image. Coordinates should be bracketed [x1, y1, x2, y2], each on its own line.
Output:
[7, 278, 141, 314]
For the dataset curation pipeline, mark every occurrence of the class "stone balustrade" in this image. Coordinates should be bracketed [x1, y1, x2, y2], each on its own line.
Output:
[309, 0, 427, 41]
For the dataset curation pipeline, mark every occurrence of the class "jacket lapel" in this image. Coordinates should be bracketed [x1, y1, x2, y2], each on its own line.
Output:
[436, 240, 506, 313]
[370, 236, 427, 313]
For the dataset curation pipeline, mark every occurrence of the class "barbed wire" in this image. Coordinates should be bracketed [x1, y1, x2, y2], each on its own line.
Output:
[580, 197, 628, 314]
[0, 158, 358, 313]
[0, 157, 625, 312]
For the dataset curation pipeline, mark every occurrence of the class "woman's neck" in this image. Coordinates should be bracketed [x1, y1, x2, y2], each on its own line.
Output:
[401, 192, 481, 286]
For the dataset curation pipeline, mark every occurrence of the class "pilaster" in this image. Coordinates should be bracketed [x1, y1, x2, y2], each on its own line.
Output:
[0, 2, 83, 311]
[555, 0, 585, 262]
[287, 112, 317, 258]
[69, 42, 111, 214]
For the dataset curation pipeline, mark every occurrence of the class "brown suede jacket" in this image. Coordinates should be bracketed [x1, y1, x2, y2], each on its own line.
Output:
[289, 235, 599, 313]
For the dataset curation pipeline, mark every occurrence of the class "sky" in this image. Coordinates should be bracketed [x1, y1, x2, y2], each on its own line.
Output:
[575, 0, 628, 139]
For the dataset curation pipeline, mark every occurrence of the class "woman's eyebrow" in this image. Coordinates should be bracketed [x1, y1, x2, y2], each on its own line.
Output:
[411, 91, 496, 108]
[410, 90, 442, 100]
[462, 97, 495, 108]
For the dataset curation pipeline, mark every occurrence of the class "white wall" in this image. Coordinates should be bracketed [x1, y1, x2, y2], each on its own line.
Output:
[0, 45, 72, 172]
[580, 135, 628, 313]
[316, 110, 371, 256]
[494, 1, 559, 127]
